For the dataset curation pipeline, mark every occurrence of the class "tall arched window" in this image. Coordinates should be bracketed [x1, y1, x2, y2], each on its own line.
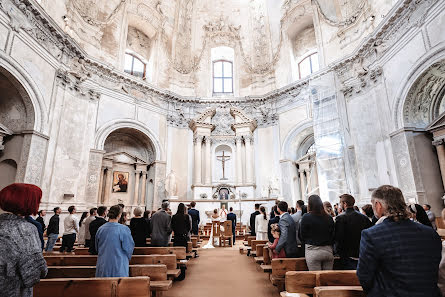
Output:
[124, 52, 146, 78]
[213, 60, 233, 94]
[298, 52, 319, 79]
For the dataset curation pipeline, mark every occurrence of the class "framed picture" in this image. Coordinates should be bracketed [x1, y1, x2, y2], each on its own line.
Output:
[112, 171, 129, 193]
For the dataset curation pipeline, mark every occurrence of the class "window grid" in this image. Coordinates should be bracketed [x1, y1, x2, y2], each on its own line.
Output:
[298, 53, 318, 79]
[213, 60, 233, 94]
[124, 53, 146, 79]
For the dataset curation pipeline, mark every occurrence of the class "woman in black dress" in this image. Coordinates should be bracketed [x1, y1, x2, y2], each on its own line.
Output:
[171, 203, 191, 247]
[130, 207, 150, 247]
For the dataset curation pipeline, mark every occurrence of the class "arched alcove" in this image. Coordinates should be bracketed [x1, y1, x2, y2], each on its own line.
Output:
[213, 144, 234, 182]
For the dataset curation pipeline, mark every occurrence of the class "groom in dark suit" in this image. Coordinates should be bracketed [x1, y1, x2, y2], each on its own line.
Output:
[188, 201, 200, 235]
[227, 207, 237, 243]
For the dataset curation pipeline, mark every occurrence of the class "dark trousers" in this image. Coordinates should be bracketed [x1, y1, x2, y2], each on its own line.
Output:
[173, 234, 188, 248]
[232, 227, 236, 243]
[60, 233, 76, 252]
[340, 257, 358, 270]
[85, 239, 91, 248]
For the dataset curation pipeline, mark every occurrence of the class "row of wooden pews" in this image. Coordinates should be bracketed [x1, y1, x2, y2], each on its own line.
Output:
[36, 236, 202, 297]
[240, 234, 365, 297]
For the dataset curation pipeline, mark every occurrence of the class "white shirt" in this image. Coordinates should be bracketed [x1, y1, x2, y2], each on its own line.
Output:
[63, 214, 79, 235]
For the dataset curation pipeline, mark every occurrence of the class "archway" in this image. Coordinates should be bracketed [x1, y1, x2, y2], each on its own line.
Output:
[392, 59, 445, 210]
[98, 127, 158, 211]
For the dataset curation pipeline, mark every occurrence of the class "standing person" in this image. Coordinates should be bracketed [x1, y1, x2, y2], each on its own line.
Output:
[0, 183, 48, 297]
[60, 206, 79, 253]
[89, 206, 108, 255]
[130, 207, 150, 247]
[299, 195, 335, 271]
[83, 208, 97, 248]
[423, 204, 437, 229]
[323, 201, 336, 218]
[267, 206, 280, 243]
[249, 204, 261, 236]
[361, 204, 374, 222]
[357, 185, 442, 297]
[119, 212, 128, 226]
[292, 201, 305, 258]
[270, 200, 279, 219]
[408, 203, 433, 227]
[274, 201, 298, 258]
[334, 194, 372, 270]
[36, 210, 46, 231]
[77, 211, 88, 247]
[438, 208, 445, 296]
[188, 201, 200, 235]
[45, 207, 61, 252]
[25, 215, 44, 250]
[219, 204, 228, 218]
[268, 223, 286, 258]
[255, 206, 269, 240]
[150, 202, 172, 247]
[171, 203, 191, 247]
[227, 207, 237, 244]
[95, 205, 134, 277]
[292, 200, 304, 223]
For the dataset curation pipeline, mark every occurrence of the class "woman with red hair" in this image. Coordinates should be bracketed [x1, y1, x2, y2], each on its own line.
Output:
[0, 183, 48, 297]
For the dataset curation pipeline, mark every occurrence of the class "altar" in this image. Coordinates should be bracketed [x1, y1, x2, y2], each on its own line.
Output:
[169, 198, 276, 226]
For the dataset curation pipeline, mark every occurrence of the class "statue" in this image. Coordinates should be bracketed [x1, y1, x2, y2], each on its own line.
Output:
[165, 170, 177, 198]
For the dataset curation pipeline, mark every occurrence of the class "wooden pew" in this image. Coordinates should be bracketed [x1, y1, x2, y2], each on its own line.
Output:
[44, 254, 180, 279]
[285, 270, 360, 295]
[314, 286, 365, 297]
[45, 265, 172, 296]
[260, 245, 272, 272]
[34, 277, 150, 297]
[250, 240, 268, 256]
[254, 244, 267, 263]
[73, 246, 187, 260]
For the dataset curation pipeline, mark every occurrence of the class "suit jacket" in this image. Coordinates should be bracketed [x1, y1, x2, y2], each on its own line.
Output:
[227, 213, 236, 231]
[249, 210, 260, 236]
[267, 216, 279, 243]
[88, 217, 107, 255]
[334, 208, 372, 258]
[357, 218, 442, 297]
[150, 210, 172, 247]
[275, 213, 297, 257]
[188, 209, 200, 235]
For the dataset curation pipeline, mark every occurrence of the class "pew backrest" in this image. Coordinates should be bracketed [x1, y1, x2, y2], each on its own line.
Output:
[285, 271, 360, 294]
[34, 277, 150, 297]
[272, 258, 308, 278]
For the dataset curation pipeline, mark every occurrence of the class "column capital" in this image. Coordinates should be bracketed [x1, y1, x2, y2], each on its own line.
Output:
[235, 136, 243, 143]
[193, 135, 204, 144]
[134, 170, 142, 174]
[203, 136, 213, 145]
[244, 134, 254, 144]
[433, 139, 445, 146]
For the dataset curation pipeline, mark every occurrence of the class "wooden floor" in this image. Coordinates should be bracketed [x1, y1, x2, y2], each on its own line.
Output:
[164, 242, 279, 297]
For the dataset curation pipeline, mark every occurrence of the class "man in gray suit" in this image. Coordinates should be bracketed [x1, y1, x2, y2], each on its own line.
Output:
[150, 202, 172, 247]
[275, 201, 298, 258]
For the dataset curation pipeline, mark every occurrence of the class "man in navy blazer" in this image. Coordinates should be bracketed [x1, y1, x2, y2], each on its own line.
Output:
[188, 201, 200, 235]
[275, 201, 298, 258]
[357, 185, 442, 297]
[227, 207, 237, 243]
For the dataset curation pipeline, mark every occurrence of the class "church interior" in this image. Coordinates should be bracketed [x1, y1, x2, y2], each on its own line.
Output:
[1, 0, 445, 296]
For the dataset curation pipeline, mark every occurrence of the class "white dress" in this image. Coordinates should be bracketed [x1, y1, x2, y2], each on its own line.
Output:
[202, 216, 221, 249]
[255, 214, 269, 241]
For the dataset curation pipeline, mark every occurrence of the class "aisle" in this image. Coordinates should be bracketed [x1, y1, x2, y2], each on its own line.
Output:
[164, 243, 279, 297]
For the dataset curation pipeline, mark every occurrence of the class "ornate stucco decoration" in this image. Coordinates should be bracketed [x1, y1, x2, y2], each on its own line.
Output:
[339, 65, 383, 98]
[230, 107, 257, 132]
[212, 107, 235, 136]
[403, 61, 445, 128]
[0, 123, 13, 151]
[56, 69, 101, 101]
[189, 108, 216, 132]
[312, 0, 369, 27]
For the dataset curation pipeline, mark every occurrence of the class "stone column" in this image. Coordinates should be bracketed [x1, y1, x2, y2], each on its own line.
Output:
[434, 140, 445, 189]
[140, 171, 147, 205]
[306, 167, 312, 194]
[299, 168, 307, 200]
[245, 135, 254, 184]
[133, 171, 141, 206]
[204, 137, 212, 185]
[235, 136, 243, 184]
[97, 167, 105, 204]
[194, 135, 203, 185]
[313, 162, 319, 192]
[103, 167, 113, 205]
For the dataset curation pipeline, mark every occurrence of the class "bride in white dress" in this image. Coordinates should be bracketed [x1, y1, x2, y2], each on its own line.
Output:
[202, 209, 222, 249]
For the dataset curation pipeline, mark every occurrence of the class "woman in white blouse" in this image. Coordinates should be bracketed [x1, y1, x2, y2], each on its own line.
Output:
[255, 206, 269, 240]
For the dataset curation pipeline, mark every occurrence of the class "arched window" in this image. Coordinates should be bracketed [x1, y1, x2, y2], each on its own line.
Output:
[213, 60, 233, 94]
[298, 52, 319, 79]
[306, 143, 316, 155]
[124, 52, 146, 78]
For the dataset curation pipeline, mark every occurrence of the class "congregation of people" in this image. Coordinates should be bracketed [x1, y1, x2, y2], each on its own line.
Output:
[247, 186, 444, 297]
[1, 182, 445, 296]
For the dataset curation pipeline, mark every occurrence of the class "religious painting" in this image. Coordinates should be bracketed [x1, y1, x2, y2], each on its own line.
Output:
[112, 171, 129, 193]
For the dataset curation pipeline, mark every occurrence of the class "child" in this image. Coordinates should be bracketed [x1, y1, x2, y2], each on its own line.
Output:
[268, 223, 286, 258]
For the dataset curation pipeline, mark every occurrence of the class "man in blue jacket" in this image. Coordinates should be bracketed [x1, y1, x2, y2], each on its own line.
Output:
[357, 185, 441, 297]
[188, 201, 200, 235]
